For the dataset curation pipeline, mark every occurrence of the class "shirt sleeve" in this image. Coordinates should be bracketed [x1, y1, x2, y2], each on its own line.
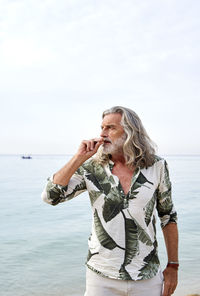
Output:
[41, 166, 87, 206]
[156, 159, 177, 228]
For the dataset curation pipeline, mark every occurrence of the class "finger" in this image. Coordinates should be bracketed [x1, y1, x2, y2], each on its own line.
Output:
[81, 138, 103, 155]
[81, 140, 91, 153]
[91, 139, 100, 150]
[91, 138, 104, 149]
[86, 141, 92, 152]
[169, 283, 177, 295]
[162, 281, 170, 296]
[90, 139, 101, 151]
[93, 138, 104, 144]
[94, 139, 103, 146]
[163, 283, 176, 296]
[87, 140, 98, 152]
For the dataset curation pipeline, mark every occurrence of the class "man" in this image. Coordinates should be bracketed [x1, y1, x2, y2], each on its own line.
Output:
[42, 106, 178, 296]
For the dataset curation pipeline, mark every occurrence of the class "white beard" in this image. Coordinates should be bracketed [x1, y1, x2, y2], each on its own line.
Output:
[102, 134, 126, 155]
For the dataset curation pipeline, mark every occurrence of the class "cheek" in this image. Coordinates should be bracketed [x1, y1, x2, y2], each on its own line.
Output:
[108, 128, 124, 140]
[115, 130, 125, 138]
[109, 131, 118, 139]
[110, 133, 122, 142]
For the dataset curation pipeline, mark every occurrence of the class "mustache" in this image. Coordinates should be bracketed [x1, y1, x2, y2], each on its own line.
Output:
[103, 138, 112, 144]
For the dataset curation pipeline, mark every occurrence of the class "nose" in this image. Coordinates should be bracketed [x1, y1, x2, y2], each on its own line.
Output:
[100, 128, 108, 138]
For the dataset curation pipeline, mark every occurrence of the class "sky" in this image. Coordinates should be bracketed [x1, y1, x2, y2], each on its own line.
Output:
[0, 0, 200, 155]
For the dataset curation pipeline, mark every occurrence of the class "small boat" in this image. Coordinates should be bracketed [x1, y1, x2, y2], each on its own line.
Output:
[21, 155, 32, 159]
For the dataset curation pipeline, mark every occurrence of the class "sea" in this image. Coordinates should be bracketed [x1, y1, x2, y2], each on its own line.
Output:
[0, 154, 199, 296]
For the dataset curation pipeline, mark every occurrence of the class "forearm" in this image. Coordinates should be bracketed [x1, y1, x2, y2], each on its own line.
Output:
[162, 223, 179, 296]
[162, 223, 179, 262]
[53, 154, 86, 186]
[53, 138, 104, 186]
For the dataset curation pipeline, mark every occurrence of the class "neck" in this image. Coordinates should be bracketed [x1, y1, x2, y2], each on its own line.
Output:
[111, 153, 126, 164]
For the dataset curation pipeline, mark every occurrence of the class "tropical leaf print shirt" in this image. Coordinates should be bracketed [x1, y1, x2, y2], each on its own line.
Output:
[42, 155, 177, 281]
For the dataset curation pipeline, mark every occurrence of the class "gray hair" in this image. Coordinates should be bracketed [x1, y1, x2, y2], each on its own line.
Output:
[95, 106, 156, 168]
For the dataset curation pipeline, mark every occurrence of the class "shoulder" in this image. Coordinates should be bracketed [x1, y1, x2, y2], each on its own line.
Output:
[82, 157, 104, 172]
[149, 155, 168, 170]
[151, 156, 171, 180]
[153, 155, 169, 164]
[153, 154, 164, 163]
[81, 158, 108, 182]
[75, 158, 99, 175]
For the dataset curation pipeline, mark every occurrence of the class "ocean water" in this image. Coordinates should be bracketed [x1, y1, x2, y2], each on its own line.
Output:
[0, 154, 199, 296]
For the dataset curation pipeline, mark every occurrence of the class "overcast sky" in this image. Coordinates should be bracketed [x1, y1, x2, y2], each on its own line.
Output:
[0, 0, 199, 155]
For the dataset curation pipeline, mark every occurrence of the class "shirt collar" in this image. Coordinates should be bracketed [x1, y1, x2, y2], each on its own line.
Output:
[108, 159, 114, 171]
[108, 158, 141, 175]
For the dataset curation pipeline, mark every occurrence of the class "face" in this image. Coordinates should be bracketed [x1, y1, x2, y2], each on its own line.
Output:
[100, 113, 126, 155]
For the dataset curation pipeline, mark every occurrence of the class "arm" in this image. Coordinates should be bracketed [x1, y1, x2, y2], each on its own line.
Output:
[41, 138, 104, 205]
[156, 159, 178, 296]
[162, 223, 179, 296]
[53, 137, 104, 186]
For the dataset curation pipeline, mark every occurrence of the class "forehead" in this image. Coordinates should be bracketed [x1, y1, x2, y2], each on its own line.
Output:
[101, 113, 122, 126]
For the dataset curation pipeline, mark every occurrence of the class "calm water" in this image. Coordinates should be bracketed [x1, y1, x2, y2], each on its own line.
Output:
[0, 155, 199, 296]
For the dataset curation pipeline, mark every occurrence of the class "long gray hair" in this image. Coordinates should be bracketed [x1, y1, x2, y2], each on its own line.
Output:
[95, 106, 157, 169]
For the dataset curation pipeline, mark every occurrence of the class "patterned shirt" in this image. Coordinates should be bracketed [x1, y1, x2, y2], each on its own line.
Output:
[41, 155, 177, 281]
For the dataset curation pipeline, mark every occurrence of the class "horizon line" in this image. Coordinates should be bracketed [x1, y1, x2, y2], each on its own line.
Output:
[0, 153, 200, 157]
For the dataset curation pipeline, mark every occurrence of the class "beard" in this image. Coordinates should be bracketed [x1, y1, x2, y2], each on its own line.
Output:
[102, 134, 126, 155]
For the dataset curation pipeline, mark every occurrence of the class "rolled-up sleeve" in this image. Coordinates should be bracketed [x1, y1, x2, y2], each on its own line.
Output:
[41, 167, 87, 206]
[156, 160, 177, 228]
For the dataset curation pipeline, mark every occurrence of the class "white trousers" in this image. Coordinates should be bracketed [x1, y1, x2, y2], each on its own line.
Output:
[84, 268, 163, 296]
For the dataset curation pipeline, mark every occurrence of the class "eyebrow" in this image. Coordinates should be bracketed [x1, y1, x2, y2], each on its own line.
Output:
[101, 124, 117, 129]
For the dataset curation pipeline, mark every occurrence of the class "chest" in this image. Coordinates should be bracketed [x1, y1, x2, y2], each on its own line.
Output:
[112, 166, 134, 195]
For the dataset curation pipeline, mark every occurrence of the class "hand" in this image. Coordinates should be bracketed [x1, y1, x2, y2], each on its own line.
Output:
[76, 137, 104, 161]
[162, 267, 178, 296]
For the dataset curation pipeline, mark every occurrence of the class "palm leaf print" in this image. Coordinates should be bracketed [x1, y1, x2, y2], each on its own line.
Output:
[123, 217, 139, 266]
[127, 210, 153, 246]
[84, 161, 106, 181]
[157, 195, 173, 217]
[138, 228, 153, 246]
[119, 264, 132, 280]
[94, 209, 120, 250]
[48, 187, 63, 205]
[138, 241, 160, 279]
[100, 182, 112, 195]
[129, 182, 140, 197]
[163, 160, 171, 186]
[152, 215, 156, 238]
[119, 211, 153, 276]
[136, 172, 153, 186]
[102, 188, 124, 222]
[65, 182, 86, 199]
[154, 155, 162, 163]
[144, 190, 157, 226]
[108, 175, 115, 184]
[85, 173, 104, 192]
[87, 250, 99, 262]
[130, 172, 153, 198]
[89, 190, 102, 206]
[86, 172, 111, 195]
[84, 161, 112, 194]
[48, 182, 85, 205]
